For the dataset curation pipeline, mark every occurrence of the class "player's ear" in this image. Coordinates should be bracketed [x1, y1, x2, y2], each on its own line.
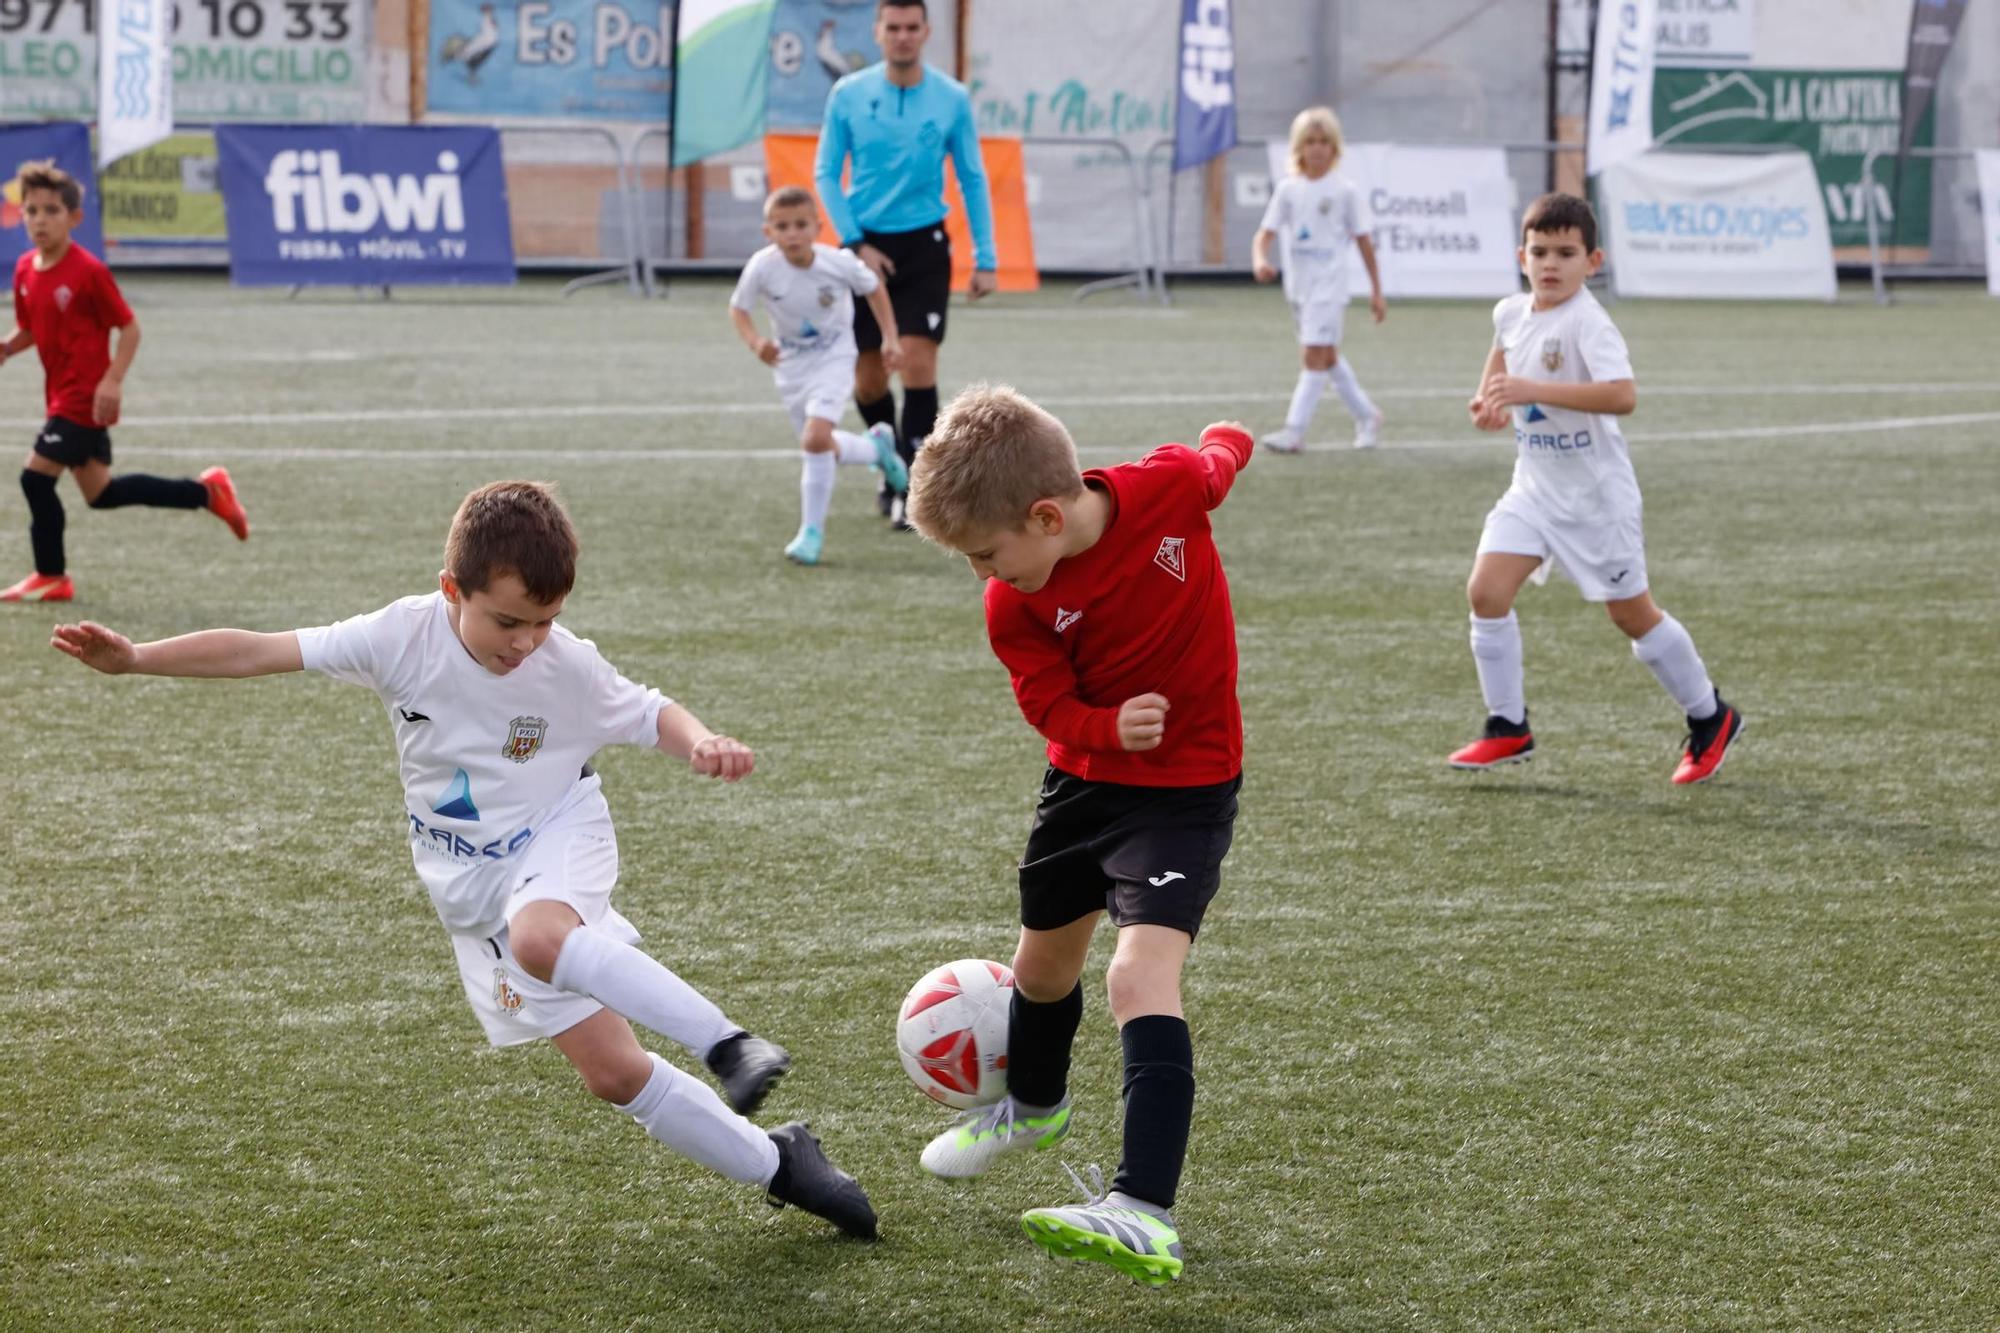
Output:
[1028, 498, 1065, 536]
[439, 570, 461, 603]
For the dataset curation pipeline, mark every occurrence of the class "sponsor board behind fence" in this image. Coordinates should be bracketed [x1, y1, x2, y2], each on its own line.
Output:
[1978, 151, 2000, 298]
[216, 125, 515, 285]
[1598, 148, 1834, 300]
[1, 122, 106, 272]
[426, 0, 674, 121]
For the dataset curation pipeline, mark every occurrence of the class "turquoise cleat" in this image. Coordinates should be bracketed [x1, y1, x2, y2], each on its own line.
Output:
[784, 524, 824, 565]
[867, 422, 909, 494]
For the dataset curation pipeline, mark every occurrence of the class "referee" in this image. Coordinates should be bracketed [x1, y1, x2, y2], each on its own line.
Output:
[815, 0, 996, 529]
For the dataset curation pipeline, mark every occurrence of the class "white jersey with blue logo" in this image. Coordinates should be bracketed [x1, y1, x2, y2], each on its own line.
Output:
[1493, 288, 1640, 527]
[730, 243, 878, 370]
[296, 593, 669, 934]
[1259, 171, 1366, 303]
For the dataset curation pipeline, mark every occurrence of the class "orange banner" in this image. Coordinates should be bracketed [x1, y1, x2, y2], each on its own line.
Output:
[762, 132, 1039, 292]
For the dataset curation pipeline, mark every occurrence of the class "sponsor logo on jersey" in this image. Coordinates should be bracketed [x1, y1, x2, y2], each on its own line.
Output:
[1154, 536, 1187, 582]
[398, 706, 431, 723]
[431, 767, 480, 820]
[1541, 338, 1563, 372]
[1054, 607, 1082, 633]
[492, 968, 524, 1016]
[503, 715, 547, 764]
[1524, 405, 1549, 423]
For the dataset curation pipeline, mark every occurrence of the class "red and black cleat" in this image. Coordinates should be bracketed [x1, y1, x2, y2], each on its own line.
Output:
[1672, 698, 1744, 785]
[1448, 713, 1535, 769]
[200, 466, 250, 541]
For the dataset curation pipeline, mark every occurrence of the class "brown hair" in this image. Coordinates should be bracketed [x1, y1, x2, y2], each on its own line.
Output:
[443, 481, 579, 604]
[764, 185, 818, 217]
[907, 384, 1085, 546]
[12, 160, 83, 213]
[1522, 192, 1598, 252]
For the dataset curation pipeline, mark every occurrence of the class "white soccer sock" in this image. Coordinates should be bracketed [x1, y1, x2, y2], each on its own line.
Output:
[799, 451, 837, 531]
[1470, 612, 1527, 725]
[1284, 369, 1330, 436]
[1631, 614, 1718, 718]
[832, 430, 875, 465]
[616, 1053, 781, 1186]
[551, 926, 739, 1059]
[1330, 358, 1378, 423]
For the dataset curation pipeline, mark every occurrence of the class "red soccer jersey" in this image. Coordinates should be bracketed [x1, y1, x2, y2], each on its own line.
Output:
[12, 244, 134, 427]
[983, 426, 1252, 787]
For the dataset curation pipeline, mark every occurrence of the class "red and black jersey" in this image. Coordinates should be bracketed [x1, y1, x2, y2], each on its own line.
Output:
[983, 426, 1252, 787]
[12, 244, 134, 427]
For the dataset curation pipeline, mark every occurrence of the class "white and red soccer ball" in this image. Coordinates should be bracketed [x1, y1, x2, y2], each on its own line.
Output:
[896, 958, 1014, 1109]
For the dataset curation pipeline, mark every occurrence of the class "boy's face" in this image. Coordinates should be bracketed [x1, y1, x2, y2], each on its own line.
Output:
[19, 187, 79, 253]
[1518, 226, 1602, 304]
[954, 503, 1068, 594]
[441, 569, 566, 675]
[1297, 132, 1336, 177]
[762, 203, 819, 262]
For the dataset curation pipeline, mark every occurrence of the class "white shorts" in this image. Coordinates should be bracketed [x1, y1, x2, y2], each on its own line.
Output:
[1477, 492, 1649, 602]
[1289, 295, 1346, 348]
[446, 795, 642, 1047]
[777, 347, 858, 436]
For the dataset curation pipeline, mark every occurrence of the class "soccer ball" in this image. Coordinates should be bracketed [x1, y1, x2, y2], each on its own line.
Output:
[896, 958, 1014, 1109]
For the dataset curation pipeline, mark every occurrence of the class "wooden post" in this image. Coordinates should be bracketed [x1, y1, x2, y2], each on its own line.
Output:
[685, 163, 706, 260]
[955, 0, 969, 80]
[409, 0, 428, 121]
[1202, 155, 1226, 265]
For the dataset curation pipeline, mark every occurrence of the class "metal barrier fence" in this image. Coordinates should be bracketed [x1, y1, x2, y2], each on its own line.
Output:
[1862, 146, 1993, 304]
[494, 124, 647, 297]
[1022, 136, 1162, 304]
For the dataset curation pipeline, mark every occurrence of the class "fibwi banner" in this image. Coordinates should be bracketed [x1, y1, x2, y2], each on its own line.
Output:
[1587, 0, 1657, 176]
[427, 0, 674, 121]
[1, 123, 107, 273]
[1598, 149, 1835, 300]
[215, 126, 515, 286]
[1976, 151, 2000, 298]
[673, 0, 778, 165]
[98, 0, 174, 169]
[1172, 0, 1236, 172]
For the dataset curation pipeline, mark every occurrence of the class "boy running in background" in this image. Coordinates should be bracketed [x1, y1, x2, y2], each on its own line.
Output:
[1455, 193, 1744, 784]
[51, 481, 877, 1239]
[1252, 106, 1386, 453]
[2, 160, 246, 603]
[907, 386, 1253, 1286]
[731, 186, 906, 566]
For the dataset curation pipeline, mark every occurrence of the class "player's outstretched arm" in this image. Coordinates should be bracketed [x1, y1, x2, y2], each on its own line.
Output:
[655, 702, 754, 782]
[51, 622, 303, 677]
[1195, 421, 1254, 509]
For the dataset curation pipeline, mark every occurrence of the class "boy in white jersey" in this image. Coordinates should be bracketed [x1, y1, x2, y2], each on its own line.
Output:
[731, 186, 907, 566]
[1252, 106, 1386, 453]
[1454, 194, 1744, 784]
[49, 481, 877, 1238]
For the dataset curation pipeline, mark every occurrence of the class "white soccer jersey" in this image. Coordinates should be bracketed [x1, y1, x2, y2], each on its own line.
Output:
[1493, 288, 1641, 527]
[296, 593, 670, 935]
[730, 243, 879, 364]
[1259, 171, 1366, 302]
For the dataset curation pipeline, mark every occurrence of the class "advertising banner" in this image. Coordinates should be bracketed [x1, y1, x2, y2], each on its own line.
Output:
[1654, 0, 1756, 64]
[1587, 0, 1658, 177]
[1599, 149, 1835, 299]
[0, 0, 368, 121]
[0, 123, 106, 272]
[1898, 0, 1967, 156]
[216, 125, 515, 285]
[426, 0, 674, 122]
[100, 132, 226, 240]
[1171, 0, 1236, 172]
[98, 0, 174, 168]
[765, 0, 872, 129]
[1977, 150, 2000, 298]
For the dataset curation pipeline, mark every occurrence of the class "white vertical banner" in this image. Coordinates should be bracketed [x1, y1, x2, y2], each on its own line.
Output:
[97, 0, 174, 169]
[1978, 151, 2000, 298]
[1587, 0, 1657, 177]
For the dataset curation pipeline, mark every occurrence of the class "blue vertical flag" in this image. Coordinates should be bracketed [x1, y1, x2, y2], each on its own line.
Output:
[1173, 0, 1238, 172]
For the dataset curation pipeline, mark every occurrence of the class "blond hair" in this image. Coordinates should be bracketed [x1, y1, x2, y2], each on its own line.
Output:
[12, 159, 83, 212]
[1288, 106, 1343, 174]
[907, 384, 1084, 545]
[763, 184, 817, 218]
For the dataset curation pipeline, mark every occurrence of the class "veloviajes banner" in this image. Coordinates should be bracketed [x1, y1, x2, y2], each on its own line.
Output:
[1172, 0, 1237, 172]
[98, 0, 174, 168]
[673, 0, 776, 165]
[216, 125, 516, 285]
[0, 0, 367, 121]
[427, 0, 675, 121]
[1260, 141, 1520, 300]
[0, 123, 105, 273]
[1898, 0, 1967, 157]
[1599, 149, 1835, 299]
[1976, 151, 2000, 298]
[1587, 0, 1657, 177]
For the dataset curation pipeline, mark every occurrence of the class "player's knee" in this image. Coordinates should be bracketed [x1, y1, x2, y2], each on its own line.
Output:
[83, 487, 112, 508]
[579, 1053, 652, 1104]
[1011, 952, 1079, 1003]
[510, 924, 567, 983]
[1467, 579, 1505, 618]
[1104, 955, 1172, 1021]
[799, 425, 835, 453]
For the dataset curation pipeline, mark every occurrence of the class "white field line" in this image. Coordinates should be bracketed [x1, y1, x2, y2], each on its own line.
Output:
[1, 379, 1995, 434]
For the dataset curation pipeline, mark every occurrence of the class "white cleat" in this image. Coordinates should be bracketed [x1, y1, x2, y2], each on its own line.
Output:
[919, 1095, 1073, 1179]
[1353, 410, 1383, 450]
[1259, 428, 1303, 455]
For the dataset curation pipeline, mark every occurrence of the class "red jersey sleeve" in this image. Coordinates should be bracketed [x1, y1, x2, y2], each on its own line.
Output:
[1194, 423, 1253, 510]
[984, 582, 1124, 754]
[90, 262, 135, 330]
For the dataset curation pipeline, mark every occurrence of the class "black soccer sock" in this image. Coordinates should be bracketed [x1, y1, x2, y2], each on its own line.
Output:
[20, 469, 65, 576]
[856, 391, 898, 435]
[1110, 1013, 1195, 1211]
[900, 385, 939, 469]
[1006, 982, 1084, 1110]
[88, 473, 206, 510]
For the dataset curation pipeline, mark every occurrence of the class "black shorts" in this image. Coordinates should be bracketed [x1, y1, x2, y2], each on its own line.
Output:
[851, 223, 952, 352]
[1018, 767, 1241, 940]
[33, 416, 112, 467]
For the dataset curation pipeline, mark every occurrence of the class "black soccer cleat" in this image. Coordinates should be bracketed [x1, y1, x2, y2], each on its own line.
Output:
[705, 1032, 791, 1116]
[765, 1122, 879, 1240]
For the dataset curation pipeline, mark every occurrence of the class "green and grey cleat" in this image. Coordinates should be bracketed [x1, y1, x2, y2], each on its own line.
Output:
[919, 1094, 1072, 1178]
[1021, 1167, 1183, 1288]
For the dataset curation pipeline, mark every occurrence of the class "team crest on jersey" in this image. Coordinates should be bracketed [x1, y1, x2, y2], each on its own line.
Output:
[502, 715, 548, 763]
[1317, 197, 1333, 215]
[492, 968, 524, 1016]
[817, 284, 836, 308]
[1541, 338, 1563, 372]
[54, 285, 72, 313]
[1154, 536, 1187, 583]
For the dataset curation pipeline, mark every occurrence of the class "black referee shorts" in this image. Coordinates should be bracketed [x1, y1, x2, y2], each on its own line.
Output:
[851, 222, 953, 352]
[1018, 767, 1241, 941]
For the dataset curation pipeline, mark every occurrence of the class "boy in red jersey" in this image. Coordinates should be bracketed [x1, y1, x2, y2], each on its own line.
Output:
[1, 161, 247, 603]
[906, 383, 1253, 1287]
